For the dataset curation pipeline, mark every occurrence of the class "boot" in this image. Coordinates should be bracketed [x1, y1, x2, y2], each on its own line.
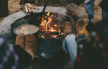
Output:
[25, 34, 37, 62]
[63, 22, 73, 37]
[15, 34, 25, 49]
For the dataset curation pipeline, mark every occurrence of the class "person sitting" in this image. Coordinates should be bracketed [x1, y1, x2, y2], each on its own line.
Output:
[0, 34, 37, 69]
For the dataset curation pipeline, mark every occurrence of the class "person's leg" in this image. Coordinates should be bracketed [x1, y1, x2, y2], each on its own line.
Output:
[85, 0, 94, 19]
[62, 34, 77, 64]
[62, 19, 89, 65]
[13, 45, 32, 68]
[14, 34, 37, 68]
[25, 34, 37, 62]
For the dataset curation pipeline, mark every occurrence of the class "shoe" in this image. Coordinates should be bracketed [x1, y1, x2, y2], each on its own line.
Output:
[25, 34, 37, 62]
[15, 34, 25, 49]
[63, 22, 73, 37]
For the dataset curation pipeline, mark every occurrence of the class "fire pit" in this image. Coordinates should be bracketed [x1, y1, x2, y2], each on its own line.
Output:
[0, 4, 88, 68]
[11, 11, 75, 59]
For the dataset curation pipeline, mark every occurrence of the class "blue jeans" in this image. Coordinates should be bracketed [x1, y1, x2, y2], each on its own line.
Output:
[85, 0, 94, 19]
[62, 34, 77, 64]
[85, 0, 108, 19]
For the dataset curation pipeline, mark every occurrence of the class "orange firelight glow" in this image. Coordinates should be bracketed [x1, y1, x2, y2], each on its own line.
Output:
[53, 24, 57, 27]
[39, 12, 62, 39]
[41, 35, 45, 39]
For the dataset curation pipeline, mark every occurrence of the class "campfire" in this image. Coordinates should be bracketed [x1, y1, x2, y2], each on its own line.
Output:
[11, 11, 75, 59]
[38, 12, 64, 40]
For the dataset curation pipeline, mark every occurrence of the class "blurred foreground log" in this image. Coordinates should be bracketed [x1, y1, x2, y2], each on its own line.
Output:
[66, 3, 89, 34]
[0, 0, 8, 18]
[66, 3, 88, 22]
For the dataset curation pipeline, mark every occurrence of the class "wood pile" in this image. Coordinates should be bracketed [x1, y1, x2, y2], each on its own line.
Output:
[21, 3, 36, 14]
[24, 3, 36, 13]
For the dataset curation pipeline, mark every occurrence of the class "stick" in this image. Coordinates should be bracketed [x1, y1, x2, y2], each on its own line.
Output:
[28, 7, 32, 12]
[25, 6, 28, 12]
[31, 9, 36, 13]
[25, 3, 36, 13]
[38, 0, 49, 23]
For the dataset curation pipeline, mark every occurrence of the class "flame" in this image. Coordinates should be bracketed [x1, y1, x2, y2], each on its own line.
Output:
[40, 19, 46, 26]
[51, 35, 58, 38]
[54, 24, 57, 27]
[45, 15, 53, 31]
[47, 12, 50, 16]
[39, 12, 62, 39]
[49, 27, 57, 32]
[41, 35, 45, 39]
[38, 16, 40, 20]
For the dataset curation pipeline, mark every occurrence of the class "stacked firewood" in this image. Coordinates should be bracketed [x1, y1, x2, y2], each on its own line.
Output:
[22, 3, 36, 14]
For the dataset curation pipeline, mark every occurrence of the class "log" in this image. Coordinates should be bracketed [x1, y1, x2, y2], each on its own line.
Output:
[25, 3, 36, 13]
[27, 3, 36, 13]
[66, 3, 88, 22]
[66, 3, 89, 34]
[28, 7, 32, 12]
[25, 6, 29, 12]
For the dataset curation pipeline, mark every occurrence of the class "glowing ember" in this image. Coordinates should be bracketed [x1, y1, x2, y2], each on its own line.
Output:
[51, 35, 58, 38]
[49, 27, 57, 32]
[53, 24, 57, 27]
[38, 16, 40, 20]
[41, 35, 45, 39]
[47, 12, 50, 16]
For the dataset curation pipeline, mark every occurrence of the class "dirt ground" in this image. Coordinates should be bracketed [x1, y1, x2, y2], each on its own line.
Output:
[0, 0, 103, 23]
